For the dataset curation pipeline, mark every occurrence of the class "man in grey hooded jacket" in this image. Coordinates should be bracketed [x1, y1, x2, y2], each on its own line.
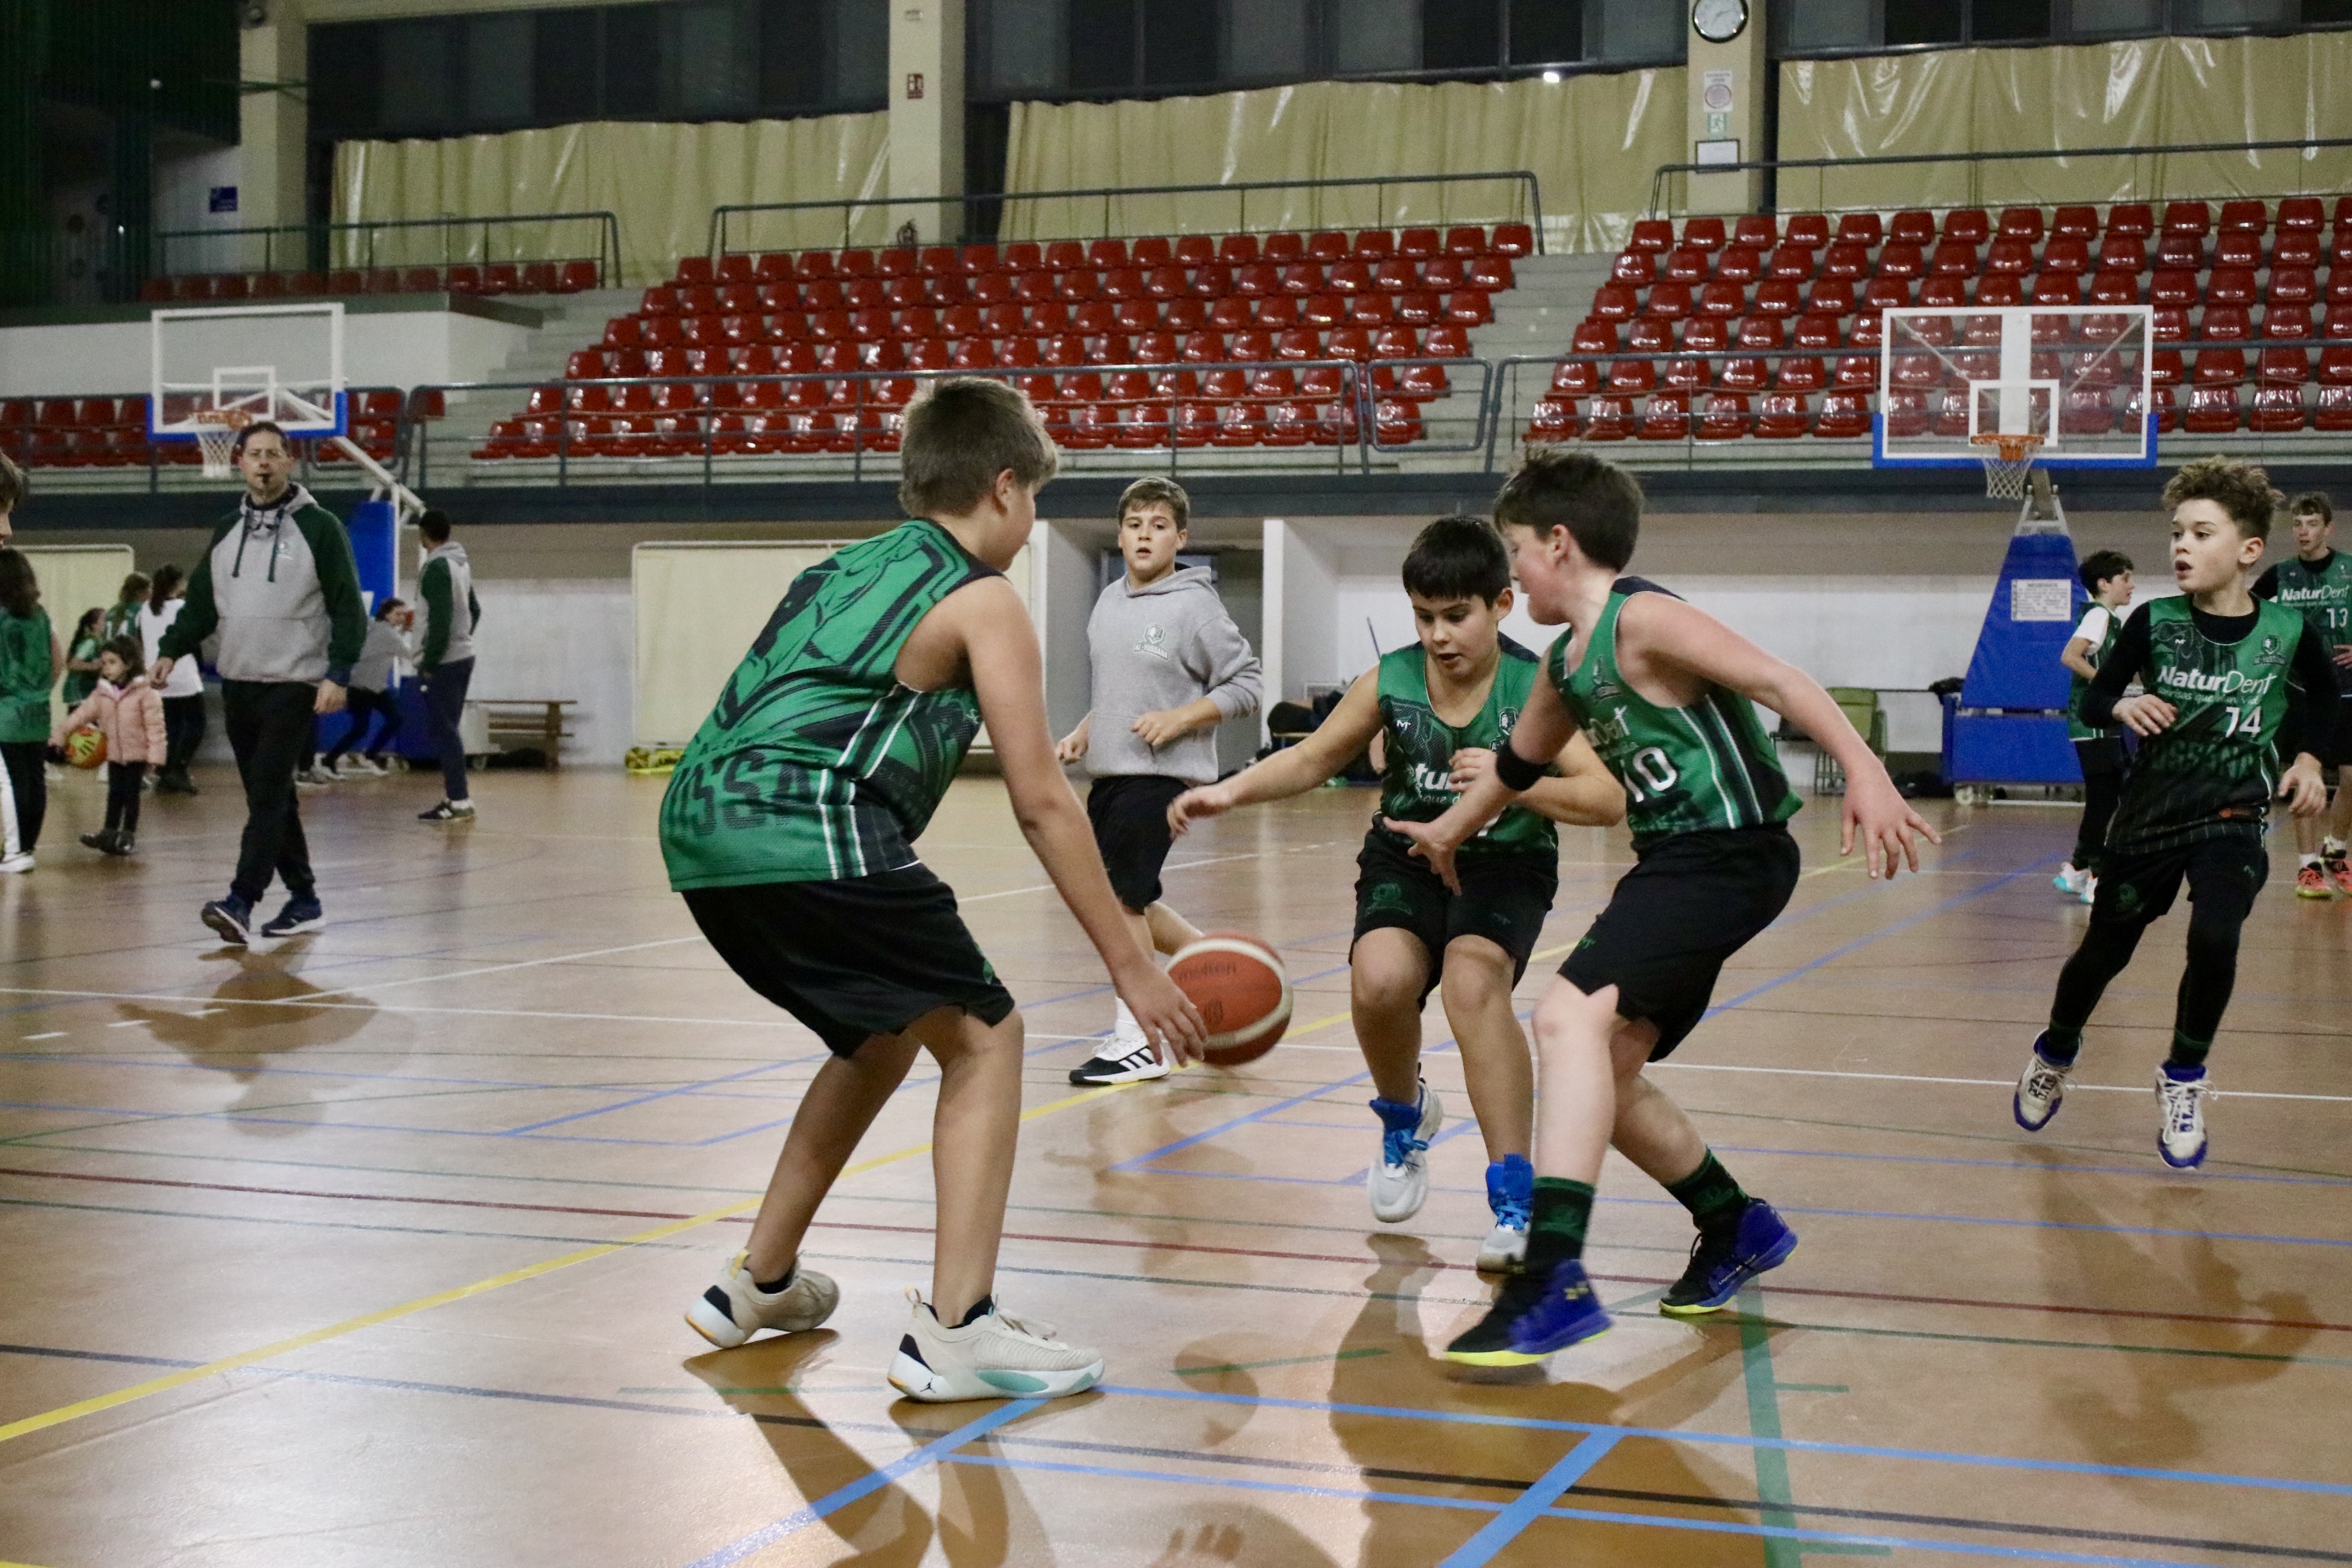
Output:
[414, 508, 481, 821]
[1054, 476, 1262, 1084]
[154, 420, 365, 943]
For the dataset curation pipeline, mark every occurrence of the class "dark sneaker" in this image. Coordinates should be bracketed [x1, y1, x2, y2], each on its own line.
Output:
[419, 799, 476, 822]
[1443, 1259, 1610, 1366]
[1067, 1041, 1170, 1085]
[100, 830, 133, 857]
[79, 831, 110, 853]
[1660, 1200, 1799, 1316]
[201, 896, 254, 946]
[259, 896, 325, 937]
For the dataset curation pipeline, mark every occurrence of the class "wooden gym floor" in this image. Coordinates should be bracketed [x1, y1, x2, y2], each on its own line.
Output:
[0, 765, 2346, 1567]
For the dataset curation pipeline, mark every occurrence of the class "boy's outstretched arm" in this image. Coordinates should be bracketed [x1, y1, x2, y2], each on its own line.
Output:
[955, 580, 1206, 1058]
[1621, 593, 1939, 878]
[1167, 667, 1384, 836]
[1381, 674, 1581, 892]
[1451, 727, 1625, 829]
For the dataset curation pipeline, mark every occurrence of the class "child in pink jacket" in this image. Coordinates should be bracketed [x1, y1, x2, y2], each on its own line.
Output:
[53, 636, 166, 855]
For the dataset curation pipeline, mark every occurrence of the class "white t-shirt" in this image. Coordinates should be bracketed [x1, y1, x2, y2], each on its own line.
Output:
[139, 601, 204, 698]
[2072, 605, 2113, 650]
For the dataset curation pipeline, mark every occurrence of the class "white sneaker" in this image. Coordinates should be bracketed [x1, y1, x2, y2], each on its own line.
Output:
[684, 1250, 841, 1349]
[1476, 1217, 1529, 1273]
[2155, 1069, 2209, 1170]
[2079, 873, 2098, 907]
[295, 766, 335, 787]
[335, 756, 381, 778]
[2013, 1034, 2073, 1131]
[1368, 1082, 1442, 1224]
[887, 1289, 1103, 1403]
[0, 853, 31, 874]
[2053, 863, 2086, 895]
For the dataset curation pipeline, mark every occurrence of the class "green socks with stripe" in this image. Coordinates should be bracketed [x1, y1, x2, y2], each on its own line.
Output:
[1524, 1177, 1596, 1273]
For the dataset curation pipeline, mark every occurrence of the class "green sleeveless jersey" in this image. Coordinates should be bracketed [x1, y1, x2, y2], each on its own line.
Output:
[2066, 600, 2124, 742]
[659, 520, 997, 890]
[1546, 588, 1802, 849]
[2105, 597, 2305, 853]
[2263, 551, 2352, 695]
[1371, 635, 1557, 862]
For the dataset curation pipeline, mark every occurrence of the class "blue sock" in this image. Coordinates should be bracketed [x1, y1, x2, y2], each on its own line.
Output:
[1486, 1154, 1533, 1220]
[2162, 1060, 2206, 1082]
[1370, 1088, 1424, 1132]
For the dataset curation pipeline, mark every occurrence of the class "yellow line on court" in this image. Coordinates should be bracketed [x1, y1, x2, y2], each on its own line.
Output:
[0, 1081, 1139, 1447]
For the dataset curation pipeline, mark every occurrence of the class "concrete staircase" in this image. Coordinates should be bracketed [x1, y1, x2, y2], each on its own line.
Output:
[1400, 251, 1610, 470]
[427, 288, 639, 460]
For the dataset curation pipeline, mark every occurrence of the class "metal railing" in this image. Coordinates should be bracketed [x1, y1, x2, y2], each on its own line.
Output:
[709, 173, 1546, 260]
[153, 212, 625, 286]
[0, 387, 409, 494]
[1647, 136, 2352, 221]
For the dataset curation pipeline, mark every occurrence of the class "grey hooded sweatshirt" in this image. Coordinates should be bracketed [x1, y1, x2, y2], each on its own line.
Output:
[419, 540, 479, 669]
[159, 482, 366, 685]
[1083, 565, 1262, 784]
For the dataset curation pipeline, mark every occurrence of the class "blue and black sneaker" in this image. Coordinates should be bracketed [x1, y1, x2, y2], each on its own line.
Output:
[200, 894, 254, 946]
[259, 895, 325, 938]
[1443, 1257, 1610, 1366]
[1659, 1199, 1799, 1315]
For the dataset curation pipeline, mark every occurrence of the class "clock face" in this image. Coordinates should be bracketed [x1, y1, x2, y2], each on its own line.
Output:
[1693, 0, 1747, 44]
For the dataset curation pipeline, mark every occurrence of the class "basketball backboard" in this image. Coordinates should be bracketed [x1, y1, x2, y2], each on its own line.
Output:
[1873, 305, 2155, 479]
[149, 302, 348, 442]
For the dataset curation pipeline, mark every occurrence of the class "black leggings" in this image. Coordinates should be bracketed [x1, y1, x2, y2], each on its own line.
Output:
[322, 687, 400, 764]
[162, 694, 206, 776]
[0, 741, 44, 854]
[106, 762, 146, 833]
[2050, 837, 2265, 1050]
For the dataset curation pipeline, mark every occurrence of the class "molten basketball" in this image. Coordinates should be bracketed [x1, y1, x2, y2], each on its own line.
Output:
[1168, 931, 1291, 1066]
[65, 726, 106, 770]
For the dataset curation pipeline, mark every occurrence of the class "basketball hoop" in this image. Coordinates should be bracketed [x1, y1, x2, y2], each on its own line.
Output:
[191, 408, 254, 479]
[1971, 430, 2044, 501]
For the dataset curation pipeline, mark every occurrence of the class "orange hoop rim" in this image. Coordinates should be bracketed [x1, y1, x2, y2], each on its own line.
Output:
[190, 408, 256, 429]
[1969, 430, 2046, 465]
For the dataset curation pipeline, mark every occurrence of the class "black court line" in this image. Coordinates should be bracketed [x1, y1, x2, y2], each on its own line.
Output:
[1, 1340, 2340, 1564]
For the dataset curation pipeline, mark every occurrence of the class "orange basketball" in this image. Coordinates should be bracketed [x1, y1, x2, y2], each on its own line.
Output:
[65, 726, 106, 770]
[1168, 930, 1291, 1067]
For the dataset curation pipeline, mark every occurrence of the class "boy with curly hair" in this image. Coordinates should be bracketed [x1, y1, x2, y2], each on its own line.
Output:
[2014, 458, 2337, 1168]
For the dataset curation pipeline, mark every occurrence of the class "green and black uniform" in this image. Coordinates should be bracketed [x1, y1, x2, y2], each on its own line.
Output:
[2047, 596, 2338, 1062]
[1354, 635, 1559, 999]
[2066, 599, 2128, 873]
[1546, 580, 1804, 1056]
[658, 519, 1015, 1054]
[2255, 548, 2352, 767]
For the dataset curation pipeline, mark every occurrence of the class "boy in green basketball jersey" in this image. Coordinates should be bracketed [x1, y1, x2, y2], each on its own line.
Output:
[657, 379, 1204, 1401]
[2253, 492, 2352, 896]
[1169, 517, 1623, 1272]
[1383, 451, 1938, 1366]
[2017, 459, 2335, 1168]
[2053, 550, 2135, 906]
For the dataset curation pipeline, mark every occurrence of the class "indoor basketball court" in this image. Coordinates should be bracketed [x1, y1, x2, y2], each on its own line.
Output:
[5, 2, 2352, 1565]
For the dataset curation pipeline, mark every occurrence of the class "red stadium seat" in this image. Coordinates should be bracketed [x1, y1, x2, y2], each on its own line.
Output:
[1766, 244, 1815, 281]
[1715, 244, 1763, 285]
[1524, 398, 1578, 445]
[1815, 391, 1870, 437]
[2214, 231, 2260, 269]
[1821, 243, 1870, 281]
[1758, 390, 1815, 437]
[1491, 223, 1535, 257]
[1876, 242, 1925, 281]
[1628, 220, 1674, 254]
[1889, 210, 1936, 246]
[1637, 391, 1691, 440]
[1833, 213, 1881, 249]
[2184, 383, 2240, 432]
[1663, 246, 1711, 284]
[2105, 204, 2154, 238]
[1996, 207, 2043, 244]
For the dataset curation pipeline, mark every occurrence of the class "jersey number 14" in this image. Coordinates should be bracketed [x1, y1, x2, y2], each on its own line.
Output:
[2220, 704, 2265, 739]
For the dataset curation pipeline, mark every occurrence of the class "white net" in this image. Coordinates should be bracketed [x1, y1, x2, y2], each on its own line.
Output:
[192, 410, 253, 479]
[1972, 431, 2044, 501]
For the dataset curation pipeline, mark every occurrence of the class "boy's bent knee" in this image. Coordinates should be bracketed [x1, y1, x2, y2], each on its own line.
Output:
[1438, 936, 1515, 1007]
[1532, 981, 1623, 1047]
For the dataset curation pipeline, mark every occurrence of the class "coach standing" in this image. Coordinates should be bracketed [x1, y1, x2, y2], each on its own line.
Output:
[152, 421, 364, 943]
[413, 508, 479, 822]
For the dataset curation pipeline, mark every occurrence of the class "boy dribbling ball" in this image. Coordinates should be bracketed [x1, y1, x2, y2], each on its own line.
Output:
[1057, 478, 1262, 1085]
[1169, 517, 1623, 1272]
[657, 379, 1204, 1401]
[2053, 550, 2134, 906]
[2016, 458, 2335, 1169]
[1382, 452, 1938, 1367]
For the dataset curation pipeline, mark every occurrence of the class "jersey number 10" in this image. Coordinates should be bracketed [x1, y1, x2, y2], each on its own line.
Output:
[1621, 746, 1681, 802]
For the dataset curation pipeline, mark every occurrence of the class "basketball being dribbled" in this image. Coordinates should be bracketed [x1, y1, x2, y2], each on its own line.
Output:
[1168, 931, 1292, 1066]
[64, 727, 106, 770]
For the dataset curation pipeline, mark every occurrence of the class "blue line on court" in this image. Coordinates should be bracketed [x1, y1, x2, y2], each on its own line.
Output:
[1097, 1384, 2352, 1495]
[498, 1056, 821, 1134]
[936, 1452, 2259, 1568]
[1437, 1432, 1622, 1566]
[680, 1397, 1043, 1568]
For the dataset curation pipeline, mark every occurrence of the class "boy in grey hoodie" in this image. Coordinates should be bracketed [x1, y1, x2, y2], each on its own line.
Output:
[414, 508, 481, 821]
[154, 420, 366, 943]
[1054, 477, 1262, 1083]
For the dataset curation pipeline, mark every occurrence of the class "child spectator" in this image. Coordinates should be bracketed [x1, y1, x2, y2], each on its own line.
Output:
[62, 607, 106, 707]
[54, 635, 166, 855]
[102, 571, 151, 643]
[139, 564, 207, 795]
[0, 544, 59, 873]
[324, 599, 412, 776]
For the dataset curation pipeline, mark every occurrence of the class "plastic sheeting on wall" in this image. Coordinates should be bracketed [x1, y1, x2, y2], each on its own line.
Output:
[334, 114, 890, 286]
[1779, 33, 2352, 214]
[1004, 71, 1684, 255]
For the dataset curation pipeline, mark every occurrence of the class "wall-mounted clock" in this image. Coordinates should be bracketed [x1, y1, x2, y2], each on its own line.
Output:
[1693, 0, 1749, 44]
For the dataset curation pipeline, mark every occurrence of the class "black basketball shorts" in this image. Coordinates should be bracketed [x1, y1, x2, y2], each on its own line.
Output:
[683, 866, 1015, 1057]
[1351, 831, 1559, 1005]
[2089, 831, 2268, 932]
[1559, 823, 1801, 1059]
[1086, 773, 1191, 912]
